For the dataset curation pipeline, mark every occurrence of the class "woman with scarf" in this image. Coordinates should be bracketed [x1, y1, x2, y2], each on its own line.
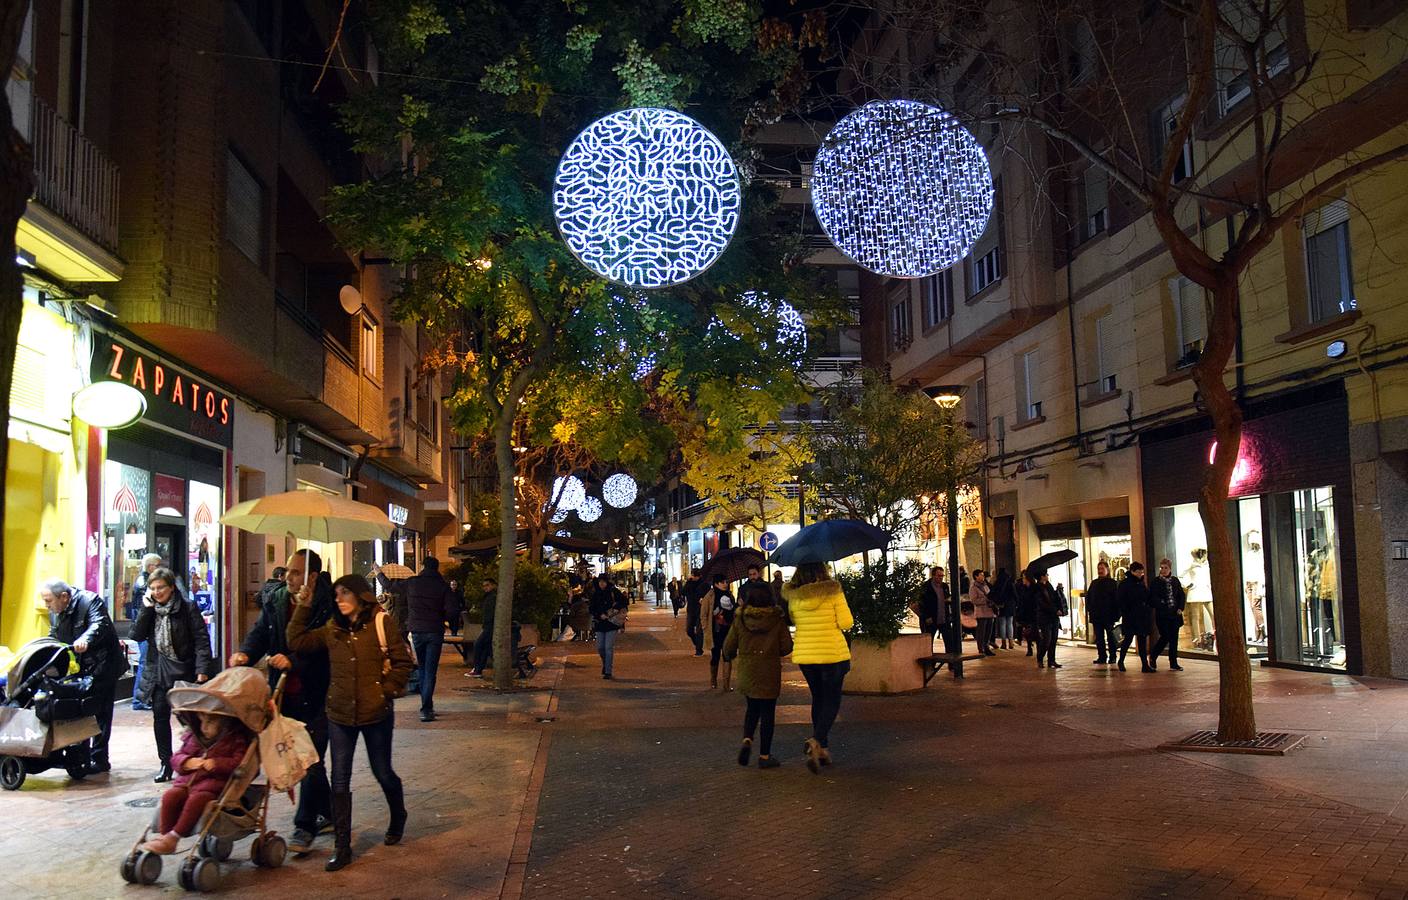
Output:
[131, 567, 215, 783]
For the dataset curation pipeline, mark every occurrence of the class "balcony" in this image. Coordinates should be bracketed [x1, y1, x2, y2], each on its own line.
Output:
[17, 96, 123, 281]
[371, 414, 443, 485]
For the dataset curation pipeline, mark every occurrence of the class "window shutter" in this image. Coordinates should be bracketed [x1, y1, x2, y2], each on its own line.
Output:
[1084, 165, 1108, 217]
[1096, 313, 1114, 379]
[1303, 199, 1349, 235]
[226, 149, 264, 265]
[1176, 277, 1207, 348]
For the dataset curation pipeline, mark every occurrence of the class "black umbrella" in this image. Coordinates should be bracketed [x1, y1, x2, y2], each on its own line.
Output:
[699, 547, 767, 585]
[770, 519, 892, 566]
[1025, 548, 1078, 577]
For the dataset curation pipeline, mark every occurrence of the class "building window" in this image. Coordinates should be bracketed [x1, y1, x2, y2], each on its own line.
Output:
[969, 376, 988, 440]
[970, 215, 1002, 295]
[1218, 1, 1289, 113]
[361, 318, 377, 378]
[1158, 96, 1194, 183]
[1080, 164, 1108, 242]
[921, 270, 953, 328]
[1017, 350, 1042, 421]
[1094, 312, 1117, 394]
[1066, 20, 1099, 85]
[889, 286, 913, 353]
[1171, 275, 1207, 368]
[1303, 199, 1355, 323]
[226, 148, 265, 267]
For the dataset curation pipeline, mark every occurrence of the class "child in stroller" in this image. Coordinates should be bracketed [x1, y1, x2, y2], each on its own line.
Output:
[141, 708, 255, 854]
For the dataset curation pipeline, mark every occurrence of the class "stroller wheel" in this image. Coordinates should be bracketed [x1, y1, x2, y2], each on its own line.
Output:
[200, 833, 233, 861]
[66, 762, 89, 781]
[135, 851, 163, 885]
[254, 834, 287, 868]
[120, 854, 137, 884]
[190, 858, 220, 893]
[0, 756, 25, 791]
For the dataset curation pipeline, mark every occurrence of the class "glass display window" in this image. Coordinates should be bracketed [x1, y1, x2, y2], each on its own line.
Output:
[102, 459, 151, 622]
[1291, 487, 1344, 668]
[1238, 497, 1268, 649]
[1039, 535, 1086, 639]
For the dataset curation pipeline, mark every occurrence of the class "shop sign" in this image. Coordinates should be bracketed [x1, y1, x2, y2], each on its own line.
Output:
[387, 503, 409, 526]
[91, 337, 234, 447]
[154, 474, 186, 516]
[1208, 439, 1256, 495]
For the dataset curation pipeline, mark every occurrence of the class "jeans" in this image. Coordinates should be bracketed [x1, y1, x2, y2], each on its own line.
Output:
[410, 632, 443, 712]
[596, 628, 619, 675]
[1036, 621, 1058, 666]
[472, 627, 492, 672]
[686, 613, 704, 654]
[996, 616, 1014, 640]
[744, 697, 777, 757]
[131, 641, 148, 706]
[1092, 622, 1119, 662]
[798, 661, 849, 748]
[328, 714, 401, 797]
[1152, 618, 1181, 664]
[292, 710, 331, 833]
[152, 685, 174, 765]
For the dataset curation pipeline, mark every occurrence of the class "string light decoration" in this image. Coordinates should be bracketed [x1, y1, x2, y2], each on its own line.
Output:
[739, 291, 807, 352]
[576, 495, 604, 523]
[552, 475, 586, 511]
[549, 505, 571, 524]
[554, 107, 741, 288]
[810, 100, 994, 278]
[602, 473, 638, 508]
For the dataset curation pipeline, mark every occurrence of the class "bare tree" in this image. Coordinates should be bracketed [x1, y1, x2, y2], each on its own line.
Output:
[827, 0, 1408, 740]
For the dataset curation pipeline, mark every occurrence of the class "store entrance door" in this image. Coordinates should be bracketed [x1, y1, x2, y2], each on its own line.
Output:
[153, 522, 186, 588]
[993, 516, 1016, 578]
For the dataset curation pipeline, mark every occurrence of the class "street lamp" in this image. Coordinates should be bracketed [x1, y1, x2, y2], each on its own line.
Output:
[925, 383, 967, 678]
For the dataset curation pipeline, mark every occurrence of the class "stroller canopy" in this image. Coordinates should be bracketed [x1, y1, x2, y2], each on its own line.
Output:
[4, 638, 74, 696]
[167, 667, 272, 733]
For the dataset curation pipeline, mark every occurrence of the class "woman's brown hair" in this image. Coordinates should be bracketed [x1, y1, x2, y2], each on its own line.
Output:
[789, 562, 831, 588]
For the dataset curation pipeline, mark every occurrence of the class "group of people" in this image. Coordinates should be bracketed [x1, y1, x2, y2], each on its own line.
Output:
[1086, 558, 1190, 672]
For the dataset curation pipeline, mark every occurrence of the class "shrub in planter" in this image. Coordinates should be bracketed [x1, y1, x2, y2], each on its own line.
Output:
[837, 560, 928, 646]
[465, 558, 569, 639]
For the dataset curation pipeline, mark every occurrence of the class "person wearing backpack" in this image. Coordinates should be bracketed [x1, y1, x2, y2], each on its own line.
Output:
[288, 573, 413, 872]
[723, 582, 793, 769]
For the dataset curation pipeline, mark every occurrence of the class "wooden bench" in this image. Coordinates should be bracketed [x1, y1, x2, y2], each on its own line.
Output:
[920, 652, 986, 685]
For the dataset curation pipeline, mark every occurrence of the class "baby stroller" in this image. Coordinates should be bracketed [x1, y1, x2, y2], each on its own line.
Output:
[121, 667, 291, 892]
[0, 637, 101, 790]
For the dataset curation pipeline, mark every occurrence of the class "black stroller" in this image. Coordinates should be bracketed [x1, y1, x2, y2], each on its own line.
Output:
[0, 638, 101, 790]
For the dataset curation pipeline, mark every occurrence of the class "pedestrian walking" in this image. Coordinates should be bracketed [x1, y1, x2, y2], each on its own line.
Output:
[375, 556, 459, 722]
[1014, 572, 1039, 658]
[705, 574, 738, 690]
[42, 579, 124, 774]
[447, 578, 466, 658]
[783, 562, 854, 774]
[1085, 561, 1121, 665]
[131, 567, 214, 783]
[915, 567, 946, 647]
[968, 569, 996, 656]
[1116, 562, 1154, 673]
[682, 568, 708, 656]
[589, 574, 628, 679]
[739, 565, 773, 609]
[230, 549, 334, 854]
[471, 577, 497, 675]
[287, 574, 413, 872]
[1149, 558, 1187, 671]
[1035, 572, 1063, 669]
[723, 581, 792, 769]
[126, 553, 164, 711]
[651, 567, 666, 608]
[990, 568, 1016, 650]
[667, 577, 682, 617]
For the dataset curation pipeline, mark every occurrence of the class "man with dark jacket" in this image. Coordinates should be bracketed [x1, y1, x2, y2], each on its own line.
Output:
[918, 567, 962, 679]
[1085, 561, 1121, 665]
[376, 556, 458, 722]
[682, 569, 709, 656]
[42, 580, 124, 773]
[1116, 562, 1154, 672]
[230, 549, 333, 853]
[1149, 557, 1188, 671]
[1034, 573, 1063, 669]
[471, 577, 497, 676]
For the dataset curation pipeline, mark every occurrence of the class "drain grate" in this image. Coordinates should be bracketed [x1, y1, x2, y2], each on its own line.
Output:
[1160, 730, 1306, 756]
[125, 797, 159, 808]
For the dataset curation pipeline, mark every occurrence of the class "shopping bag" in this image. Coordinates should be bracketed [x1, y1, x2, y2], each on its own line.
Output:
[258, 711, 319, 792]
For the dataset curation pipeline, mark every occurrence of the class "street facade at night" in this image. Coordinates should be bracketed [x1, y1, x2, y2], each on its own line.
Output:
[1, 2, 1407, 899]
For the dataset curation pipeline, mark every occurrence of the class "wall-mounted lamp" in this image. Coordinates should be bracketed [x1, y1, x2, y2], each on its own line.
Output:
[72, 381, 146, 429]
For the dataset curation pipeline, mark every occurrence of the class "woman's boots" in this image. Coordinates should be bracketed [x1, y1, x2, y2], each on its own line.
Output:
[326, 791, 353, 872]
[709, 660, 719, 689]
[720, 661, 732, 692]
[385, 782, 407, 846]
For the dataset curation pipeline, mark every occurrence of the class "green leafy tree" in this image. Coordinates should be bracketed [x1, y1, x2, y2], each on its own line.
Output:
[330, 0, 829, 687]
[682, 427, 813, 533]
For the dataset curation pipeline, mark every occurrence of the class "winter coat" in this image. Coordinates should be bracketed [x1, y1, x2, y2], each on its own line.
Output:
[1014, 581, 1039, 626]
[170, 723, 253, 794]
[1084, 576, 1120, 626]
[783, 580, 854, 665]
[238, 581, 332, 719]
[722, 605, 793, 700]
[1150, 574, 1187, 625]
[1036, 583, 1062, 626]
[990, 577, 1016, 618]
[376, 569, 459, 634]
[49, 588, 124, 680]
[917, 580, 946, 632]
[682, 577, 708, 617]
[131, 595, 215, 703]
[968, 581, 995, 618]
[287, 601, 413, 727]
[1117, 573, 1153, 637]
[588, 585, 628, 632]
[705, 587, 737, 634]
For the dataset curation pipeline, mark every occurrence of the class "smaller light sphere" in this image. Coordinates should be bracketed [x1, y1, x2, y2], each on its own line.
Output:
[602, 473, 638, 508]
[553, 475, 587, 511]
[549, 506, 571, 524]
[577, 496, 604, 523]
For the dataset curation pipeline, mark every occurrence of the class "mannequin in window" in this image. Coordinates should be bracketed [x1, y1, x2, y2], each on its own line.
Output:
[1244, 529, 1266, 643]
[1182, 548, 1213, 650]
[1307, 539, 1339, 656]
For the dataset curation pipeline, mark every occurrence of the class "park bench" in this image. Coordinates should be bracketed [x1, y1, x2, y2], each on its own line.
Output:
[919, 652, 986, 685]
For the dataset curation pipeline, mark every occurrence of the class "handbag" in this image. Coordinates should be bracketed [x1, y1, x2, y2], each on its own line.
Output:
[374, 611, 409, 699]
[1111, 623, 1124, 645]
[607, 606, 629, 629]
[259, 711, 320, 792]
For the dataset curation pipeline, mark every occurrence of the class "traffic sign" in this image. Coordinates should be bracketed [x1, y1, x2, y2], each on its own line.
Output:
[758, 531, 779, 552]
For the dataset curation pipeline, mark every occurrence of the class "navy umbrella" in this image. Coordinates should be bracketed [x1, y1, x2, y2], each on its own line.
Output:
[770, 519, 892, 566]
[1025, 548, 1078, 577]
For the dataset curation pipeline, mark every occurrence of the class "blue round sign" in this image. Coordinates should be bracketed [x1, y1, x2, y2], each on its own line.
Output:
[758, 531, 779, 552]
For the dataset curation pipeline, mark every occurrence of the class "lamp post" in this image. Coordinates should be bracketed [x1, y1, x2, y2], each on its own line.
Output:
[651, 527, 662, 607]
[924, 384, 966, 678]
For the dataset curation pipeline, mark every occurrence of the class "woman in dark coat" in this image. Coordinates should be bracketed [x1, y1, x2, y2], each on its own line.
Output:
[131, 567, 215, 783]
[588, 575, 628, 679]
[1116, 562, 1154, 673]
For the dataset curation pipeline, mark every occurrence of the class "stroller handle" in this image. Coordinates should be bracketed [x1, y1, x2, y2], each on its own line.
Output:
[270, 670, 289, 706]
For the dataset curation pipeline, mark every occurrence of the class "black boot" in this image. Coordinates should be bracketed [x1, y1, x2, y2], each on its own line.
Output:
[384, 782, 407, 846]
[153, 763, 173, 783]
[326, 791, 353, 872]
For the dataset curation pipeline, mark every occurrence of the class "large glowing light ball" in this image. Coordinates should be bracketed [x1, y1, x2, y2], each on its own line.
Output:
[553, 107, 741, 288]
[810, 100, 994, 278]
[602, 473, 638, 509]
[576, 495, 604, 523]
[552, 475, 587, 511]
[549, 505, 571, 524]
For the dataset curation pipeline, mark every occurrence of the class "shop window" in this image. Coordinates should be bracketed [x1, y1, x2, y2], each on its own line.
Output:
[1017, 349, 1042, 421]
[1267, 486, 1345, 669]
[1156, 95, 1194, 183]
[226, 148, 266, 267]
[921, 269, 953, 328]
[1080, 163, 1107, 242]
[1303, 199, 1355, 323]
[1217, 0, 1290, 114]
[1171, 275, 1206, 369]
[888, 285, 913, 353]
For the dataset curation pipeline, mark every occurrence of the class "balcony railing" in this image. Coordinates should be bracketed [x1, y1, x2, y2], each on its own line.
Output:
[30, 96, 120, 254]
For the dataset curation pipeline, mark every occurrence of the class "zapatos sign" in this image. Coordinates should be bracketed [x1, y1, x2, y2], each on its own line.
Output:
[92, 337, 235, 447]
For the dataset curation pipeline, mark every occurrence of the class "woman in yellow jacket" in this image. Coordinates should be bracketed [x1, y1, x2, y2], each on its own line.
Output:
[781, 562, 854, 773]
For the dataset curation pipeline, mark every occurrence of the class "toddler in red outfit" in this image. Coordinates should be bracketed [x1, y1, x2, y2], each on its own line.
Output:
[142, 712, 254, 854]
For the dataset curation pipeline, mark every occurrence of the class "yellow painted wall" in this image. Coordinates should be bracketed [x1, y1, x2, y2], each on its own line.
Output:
[2, 440, 66, 655]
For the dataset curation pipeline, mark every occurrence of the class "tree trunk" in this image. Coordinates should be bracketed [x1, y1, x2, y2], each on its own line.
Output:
[1192, 279, 1256, 742]
[492, 403, 520, 691]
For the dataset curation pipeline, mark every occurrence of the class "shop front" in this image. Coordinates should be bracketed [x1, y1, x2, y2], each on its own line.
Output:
[1141, 385, 1358, 672]
[1031, 509, 1133, 642]
[352, 466, 426, 579]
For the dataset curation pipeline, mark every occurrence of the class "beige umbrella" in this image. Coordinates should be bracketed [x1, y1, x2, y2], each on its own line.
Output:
[377, 563, 415, 580]
[221, 489, 394, 542]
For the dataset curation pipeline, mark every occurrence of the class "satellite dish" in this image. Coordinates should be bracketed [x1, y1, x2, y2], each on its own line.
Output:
[339, 285, 363, 315]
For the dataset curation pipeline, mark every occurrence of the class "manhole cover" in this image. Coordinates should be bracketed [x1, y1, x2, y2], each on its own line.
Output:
[126, 797, 159, 808]
[1160, 730, 1306, 756]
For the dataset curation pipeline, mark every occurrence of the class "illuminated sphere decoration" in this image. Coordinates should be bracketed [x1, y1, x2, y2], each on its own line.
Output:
[602, 473, 638, 509]
[553, 107, 741, 288]
[810, 100, 994, 278]
[552, 475, 587, 511]
[549, 505, 571, 525]
[576, 495, 604, 523]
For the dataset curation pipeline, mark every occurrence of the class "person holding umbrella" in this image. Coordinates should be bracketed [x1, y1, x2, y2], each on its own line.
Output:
[783, 562, 854, 774]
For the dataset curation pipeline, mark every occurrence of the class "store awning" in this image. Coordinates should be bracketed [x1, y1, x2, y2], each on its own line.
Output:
[448, 529, 608, 559]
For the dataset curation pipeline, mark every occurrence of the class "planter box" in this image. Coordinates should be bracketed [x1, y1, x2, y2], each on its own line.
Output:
[843, 633, 933, 695]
